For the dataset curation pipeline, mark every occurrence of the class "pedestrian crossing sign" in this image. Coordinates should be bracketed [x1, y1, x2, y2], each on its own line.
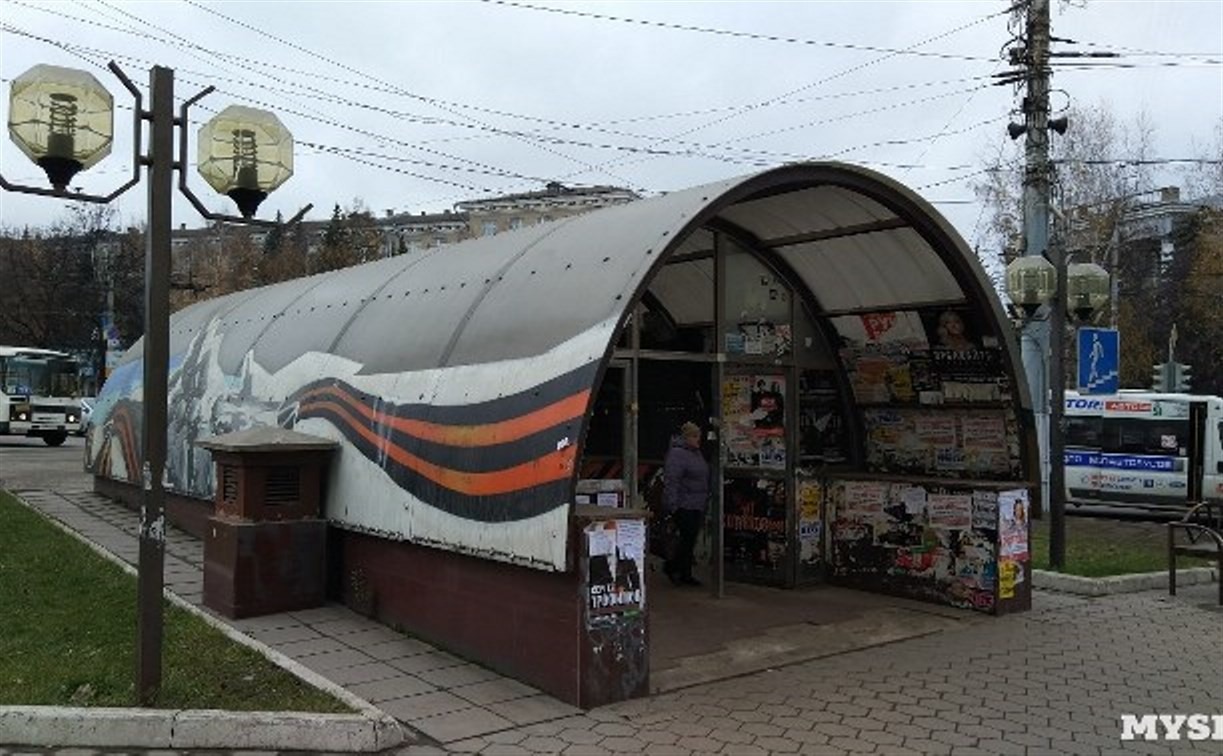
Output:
[1077, 327, 1119, 394]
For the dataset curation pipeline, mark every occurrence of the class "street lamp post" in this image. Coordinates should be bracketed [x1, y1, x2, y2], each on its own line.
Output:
[1006, 245, 1109, 570]
[3, 61, 309, 704]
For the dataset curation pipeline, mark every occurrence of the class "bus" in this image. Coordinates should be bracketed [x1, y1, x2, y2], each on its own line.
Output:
[1064, 391, 1223, 517]
[0, 346, 85, 446]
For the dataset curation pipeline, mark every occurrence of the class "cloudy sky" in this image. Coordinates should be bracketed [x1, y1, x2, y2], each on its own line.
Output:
[1, 0, 1220, 250]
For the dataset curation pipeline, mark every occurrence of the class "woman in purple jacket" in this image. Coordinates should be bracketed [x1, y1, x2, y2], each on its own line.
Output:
[663, 421, 710, 586]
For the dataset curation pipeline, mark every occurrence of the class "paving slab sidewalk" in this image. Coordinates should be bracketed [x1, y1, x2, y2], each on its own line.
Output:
[11, 489, 581, 746]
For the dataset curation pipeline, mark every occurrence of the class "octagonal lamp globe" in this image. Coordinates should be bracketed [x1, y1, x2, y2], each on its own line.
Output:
[1005, 256, 1056, 318]
[1066, 262, 1110, 322]
[7, 64, 114, 191]
[197, 105, 293, 218]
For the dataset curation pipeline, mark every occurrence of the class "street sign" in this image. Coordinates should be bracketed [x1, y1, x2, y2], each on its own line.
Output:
[1078, 327, 1119, 394]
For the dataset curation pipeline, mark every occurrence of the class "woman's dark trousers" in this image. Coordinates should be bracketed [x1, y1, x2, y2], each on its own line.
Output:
[667, 508, 704, 581]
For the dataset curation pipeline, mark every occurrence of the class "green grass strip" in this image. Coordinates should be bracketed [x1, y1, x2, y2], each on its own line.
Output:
[0, 491, 350, 712]
[1030, 519, 1212, 577]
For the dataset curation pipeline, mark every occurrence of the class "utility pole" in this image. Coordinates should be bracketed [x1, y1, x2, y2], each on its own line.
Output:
[1019, 0, 1053, 523]
[136, 65, 173, 705]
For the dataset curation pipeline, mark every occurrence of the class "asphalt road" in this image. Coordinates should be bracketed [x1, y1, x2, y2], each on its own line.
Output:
[0, 435, 91, 492]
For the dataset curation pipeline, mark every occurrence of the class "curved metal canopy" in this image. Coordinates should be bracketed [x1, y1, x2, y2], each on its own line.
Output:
[93, 162, 1029, 571]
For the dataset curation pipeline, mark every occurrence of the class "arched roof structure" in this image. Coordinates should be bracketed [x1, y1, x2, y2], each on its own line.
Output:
[91, 162, 1033, 571]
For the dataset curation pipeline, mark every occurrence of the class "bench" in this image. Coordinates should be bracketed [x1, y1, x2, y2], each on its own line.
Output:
[1168, 502, 1223, 605]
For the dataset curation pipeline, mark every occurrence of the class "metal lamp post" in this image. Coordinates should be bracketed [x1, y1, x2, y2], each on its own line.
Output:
[3, 61, 309, 705]
[1006, 250, 1109, 570]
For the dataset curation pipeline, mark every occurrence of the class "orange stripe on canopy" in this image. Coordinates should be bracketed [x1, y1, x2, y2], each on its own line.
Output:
[303, 399, 577, 496]
[297, 385, 589, 448]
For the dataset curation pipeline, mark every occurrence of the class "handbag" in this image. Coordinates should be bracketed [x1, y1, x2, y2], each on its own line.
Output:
[650, 513, 679, 561]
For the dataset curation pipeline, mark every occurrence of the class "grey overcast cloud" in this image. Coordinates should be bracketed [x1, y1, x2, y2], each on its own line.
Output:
[1, 0, 1220, 253]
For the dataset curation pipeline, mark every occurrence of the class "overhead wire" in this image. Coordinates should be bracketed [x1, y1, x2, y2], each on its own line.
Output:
[176, 0, 640, 189]
[74, 1, 543, 187]
[481, 0, 998, 63]
[7, 0, 1136, 221]
[1, 17, 1008, 175]
[3, 21, 1004, 199]
[7, 0, 1013, 158]
[556, 5, 1014, 182]
[172, 0, 1013, 193]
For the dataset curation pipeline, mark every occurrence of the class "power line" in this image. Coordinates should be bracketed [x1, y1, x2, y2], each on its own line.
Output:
[587, 74, 1000, 126]
[562, 5, 1013, 182]
[5, 1, 1010, 162]
[68, 3, 543, 181]
[2, 22, 1006, 178]
[1056, 158, 1223, 166]
[713, 85, 993, 147]
[176, 0, 636, 188]
[482, 0, 998, 63]
[1051, 34, 1223, 64]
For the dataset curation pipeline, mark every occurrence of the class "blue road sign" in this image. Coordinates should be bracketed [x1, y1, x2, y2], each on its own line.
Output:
[1077, 327, 1119, 394]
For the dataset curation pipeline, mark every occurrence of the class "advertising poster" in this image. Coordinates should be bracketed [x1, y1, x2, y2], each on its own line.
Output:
[927, 492, 973, 529]
[843, 480, 887, 515]
[916, 414, 957, 447]
[831, 311, 929, 347]
[961, 414, 1007, 452]
[723, 374, 787, 470]
[726, 322, 793, 358]
[864, 408, 1017, 479]
[999, 559, 1021, 599]
[998, 489, 1030, 560]
[798, 370, 848, 464]
[586, 520, 645, 621]
[971, 491, 999, 531]
[797, 478, 823, 567]
[724, 477, 788, 580]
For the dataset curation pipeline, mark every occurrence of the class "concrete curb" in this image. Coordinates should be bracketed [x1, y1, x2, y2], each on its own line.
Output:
[0, 492, 407, 752]
[0, 707, 403, 751]
[1033, 567, 1219, 597]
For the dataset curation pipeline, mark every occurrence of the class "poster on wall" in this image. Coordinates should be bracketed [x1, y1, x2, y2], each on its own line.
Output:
[723, 477, 788, 582]
[830, 308, 1010, 406]
[723, 374, 787, 469]
[998, 489, 1030, 561]
[586, 519, 646, 622]
[918, 308, 1010, 404]
[798, 370, 848, 464]
[797, 478, 823, 569]
[726, 321, 793, 358]
[825, 478, 1001, 614]
[863, 408, 1019, 479]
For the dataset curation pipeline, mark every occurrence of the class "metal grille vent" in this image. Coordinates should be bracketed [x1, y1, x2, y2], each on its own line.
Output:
[265, 466, 300, 507]
[220, 464, 239, 505]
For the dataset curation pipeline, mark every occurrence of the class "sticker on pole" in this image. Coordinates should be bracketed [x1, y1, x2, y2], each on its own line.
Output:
[1077, 327, 1119, 394]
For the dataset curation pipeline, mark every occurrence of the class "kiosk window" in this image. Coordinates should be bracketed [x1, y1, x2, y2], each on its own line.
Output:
[721, 239, 791, 357]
